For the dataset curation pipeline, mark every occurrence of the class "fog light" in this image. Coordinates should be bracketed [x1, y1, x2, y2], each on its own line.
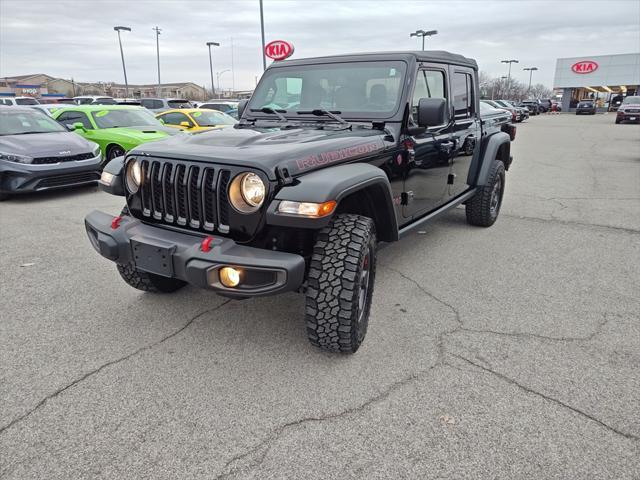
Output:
[219, 266, 241, 287]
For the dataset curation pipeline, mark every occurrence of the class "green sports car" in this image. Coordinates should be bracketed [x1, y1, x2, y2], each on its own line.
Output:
[51, 105, 180, 161]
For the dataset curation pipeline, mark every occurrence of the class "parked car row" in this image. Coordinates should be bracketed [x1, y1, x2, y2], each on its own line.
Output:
[0, 95, 241, 118]
[0, 103, 238, 200]
[480, 99, 528, 123]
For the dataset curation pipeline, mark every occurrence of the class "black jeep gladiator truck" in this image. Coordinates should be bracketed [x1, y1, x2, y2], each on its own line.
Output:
[86, 51, 515, 353]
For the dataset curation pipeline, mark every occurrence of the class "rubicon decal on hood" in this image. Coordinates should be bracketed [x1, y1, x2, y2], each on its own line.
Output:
[294, 141, 383, 172]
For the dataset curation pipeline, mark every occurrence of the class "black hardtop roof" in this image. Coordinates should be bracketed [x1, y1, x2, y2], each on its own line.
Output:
[272, 50, 478, 70]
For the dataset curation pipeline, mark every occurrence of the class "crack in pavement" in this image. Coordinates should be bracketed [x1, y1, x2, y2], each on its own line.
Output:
[213, 365, 441, 480]
[0, 299, 232, 435]
[450, 352, 640, 442]
[502, 213, 640, 234]
[380, 264, 462, 365]
[460, 312, 616, 343]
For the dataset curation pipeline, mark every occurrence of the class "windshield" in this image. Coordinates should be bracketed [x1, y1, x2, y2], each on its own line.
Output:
[248, 61, 407, 119]
[0, 109, 66, 135]
[622, 96, 640, 105]
[16, 98, 39, 105]
[190, 110, 237, 126]
[91, 108, 163, 128]
[168, 100, 192, 108]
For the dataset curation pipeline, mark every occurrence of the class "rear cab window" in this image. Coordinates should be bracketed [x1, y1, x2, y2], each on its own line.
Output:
[452, 72, 475, 119]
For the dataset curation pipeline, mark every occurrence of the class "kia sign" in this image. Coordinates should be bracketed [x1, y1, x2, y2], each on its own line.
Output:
[265, 40, 294, 61]
[571, 60, 599, 74]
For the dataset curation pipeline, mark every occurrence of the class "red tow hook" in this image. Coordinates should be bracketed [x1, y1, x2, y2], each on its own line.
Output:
[201, 236, 214, 252]
[110, 216, 123, 230]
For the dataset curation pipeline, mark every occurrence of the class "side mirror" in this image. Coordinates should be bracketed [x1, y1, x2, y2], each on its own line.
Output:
[417, 98, 447, 128]
[237, 99, 248, 118]
[180, 121, 192, 128]
[72, 122, 86, 132]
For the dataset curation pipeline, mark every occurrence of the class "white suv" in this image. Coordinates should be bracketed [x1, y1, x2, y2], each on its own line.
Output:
[0, 96, 40, 106]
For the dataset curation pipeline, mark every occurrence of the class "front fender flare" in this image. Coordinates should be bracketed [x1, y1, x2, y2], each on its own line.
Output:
[266, 162, 398, 237]
[98, 155, 125, 196]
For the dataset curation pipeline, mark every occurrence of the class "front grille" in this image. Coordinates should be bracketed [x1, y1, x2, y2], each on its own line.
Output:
[37, 172, 100, 188]
[32, 152, 95, 165]
[626, 109, 640, 113]
[137, 158, 231, 232]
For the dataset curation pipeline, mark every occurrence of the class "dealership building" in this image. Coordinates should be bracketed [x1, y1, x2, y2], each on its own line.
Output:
[554, 53, 640, 111]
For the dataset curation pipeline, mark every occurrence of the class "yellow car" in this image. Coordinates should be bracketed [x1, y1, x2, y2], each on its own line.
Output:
[155, 108, 237, 132]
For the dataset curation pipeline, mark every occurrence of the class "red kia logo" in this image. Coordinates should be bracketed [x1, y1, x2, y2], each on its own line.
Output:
[265, 40, 294, 61]
[571, 60, 599, 74]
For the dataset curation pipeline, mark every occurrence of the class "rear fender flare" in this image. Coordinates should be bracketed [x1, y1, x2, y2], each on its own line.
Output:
[468, 131, 510, 186]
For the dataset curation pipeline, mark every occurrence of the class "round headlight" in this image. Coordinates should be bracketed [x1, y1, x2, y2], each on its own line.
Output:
[126, 159, 143, 193]
[229, 172, 266, 213]
[240, 172, 266, 207]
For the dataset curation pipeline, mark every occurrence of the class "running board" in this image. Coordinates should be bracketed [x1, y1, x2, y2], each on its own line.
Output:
[398, 188, 477, 239]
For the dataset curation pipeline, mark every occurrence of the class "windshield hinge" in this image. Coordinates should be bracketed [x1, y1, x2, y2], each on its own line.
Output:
[276, 165, 294, 186]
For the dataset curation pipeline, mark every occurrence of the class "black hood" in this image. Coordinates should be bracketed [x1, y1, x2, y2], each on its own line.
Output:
[129, 125, 390, 180]
[0, 131, 96, 157]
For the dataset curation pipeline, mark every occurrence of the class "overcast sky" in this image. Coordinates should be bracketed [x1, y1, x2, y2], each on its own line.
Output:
[1, 0, 638, 91]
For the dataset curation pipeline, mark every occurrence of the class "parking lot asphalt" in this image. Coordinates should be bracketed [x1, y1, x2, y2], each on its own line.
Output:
[1, 113, 639, 479]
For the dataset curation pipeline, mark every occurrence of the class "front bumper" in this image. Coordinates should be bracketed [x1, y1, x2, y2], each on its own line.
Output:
[84, 210, 306, 298]
[617, 111, 640, 122]
[0, 155, 102, 194]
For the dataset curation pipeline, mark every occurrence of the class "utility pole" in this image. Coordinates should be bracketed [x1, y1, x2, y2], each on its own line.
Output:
[501, 59, 519, 98]
[206, 41, 220, 98]
[409, 29, 438, 50]
[523, 67, 538, 94]
[153, 26, 162, 97]
[259, 0, 266, 70]
[114, 26, 131, 98]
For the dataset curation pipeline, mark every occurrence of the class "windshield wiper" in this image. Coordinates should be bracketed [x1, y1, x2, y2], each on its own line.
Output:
[297, 109, 348, 125]
[250, 107, 288, 122]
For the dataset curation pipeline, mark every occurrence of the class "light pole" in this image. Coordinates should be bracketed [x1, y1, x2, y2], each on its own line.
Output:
[410, 29, 438, 51]
[259, 0, 266, 70]
[153, 26, 162, 97]
[114, 26, 131, 98]
[216, 69, 230, 93]
[501, 59, 519, 98]
[206, 41, 220, 98]
[523, 67, 538, 94]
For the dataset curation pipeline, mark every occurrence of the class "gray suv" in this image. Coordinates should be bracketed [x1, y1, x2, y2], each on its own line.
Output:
[139, 98, 193, 112]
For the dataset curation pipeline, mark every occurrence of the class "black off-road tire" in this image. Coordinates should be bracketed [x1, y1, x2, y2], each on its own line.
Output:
[116, 263, 186, 293]
[615, 118, 621, 124]
[466, 159, 506, 227]
[305, 214, 377, 354]
[0, 192, 9, 201]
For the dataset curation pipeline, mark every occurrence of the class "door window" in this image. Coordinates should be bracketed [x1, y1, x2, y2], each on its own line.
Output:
[56, 111, 92, 128]
[453, 73, 474, 119]
[411, 69, 446, 121]
[158, 111, 191, 126]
